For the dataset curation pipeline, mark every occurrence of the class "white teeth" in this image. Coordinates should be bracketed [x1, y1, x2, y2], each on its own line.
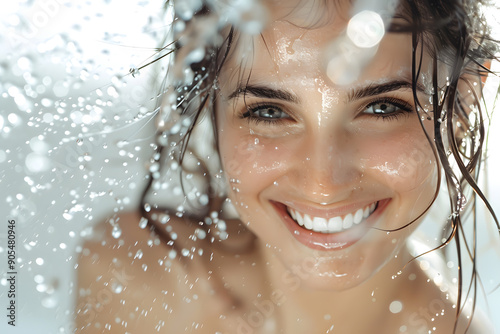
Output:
[296, 212, 304, 226]
[354, 208, 363, 224]
[363, 206, 370, 218]
[304, 214, 313, 230]
[328, 216, 343, 232]
[343, 213, 353, 229]
[287, 201, 378, 234]
[312, 217, 328, 232]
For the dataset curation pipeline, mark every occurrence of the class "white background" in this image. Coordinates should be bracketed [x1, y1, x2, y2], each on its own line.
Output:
[0, 0, 499, 333]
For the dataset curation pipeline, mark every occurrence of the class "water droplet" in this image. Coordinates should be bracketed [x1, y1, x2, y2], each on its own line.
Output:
[217, 220, 226, 231]
[26, 153, 51, 173]
[199, 194, 209, 206]
[134, 249, 143, 260]
[185, 47, 205, 65]
[196, 229, 206, 239]
[159, 214, 170, 224]
[168, 250, 177, 259]
[41, 296, 58, 309]
[347, 11, 385, 48]
[111, 226, 122, 239]
[149, 163, 159, 173]
[389, 300, 403, 314]
[139, 217, 148, 229]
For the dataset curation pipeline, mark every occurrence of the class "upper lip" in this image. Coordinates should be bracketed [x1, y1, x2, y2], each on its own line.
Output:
[279, 199, 382, 219]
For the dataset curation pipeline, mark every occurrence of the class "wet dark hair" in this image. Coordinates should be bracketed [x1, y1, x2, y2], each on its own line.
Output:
[139, 0, 499, 331]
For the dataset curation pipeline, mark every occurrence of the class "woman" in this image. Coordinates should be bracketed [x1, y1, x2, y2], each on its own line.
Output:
[76, 0, 499, 332]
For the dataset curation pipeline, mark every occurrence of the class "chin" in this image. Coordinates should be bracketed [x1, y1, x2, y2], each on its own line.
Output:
[276, 251, 380, 291]
[265, 227, 409, 293]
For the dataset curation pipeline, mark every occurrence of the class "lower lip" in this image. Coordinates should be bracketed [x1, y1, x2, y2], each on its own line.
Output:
[272, 199, 391, 251]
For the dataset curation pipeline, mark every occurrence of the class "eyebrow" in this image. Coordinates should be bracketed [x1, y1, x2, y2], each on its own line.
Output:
[227, 80, 427, 103]
[228, 85, 300, 103]
[347, 80, 427, 101]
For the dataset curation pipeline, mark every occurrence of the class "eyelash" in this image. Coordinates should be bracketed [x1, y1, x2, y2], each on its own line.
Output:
[240, 103, 290, 126]
[365, 98, 414, 121]
[240, 98, 414, 125]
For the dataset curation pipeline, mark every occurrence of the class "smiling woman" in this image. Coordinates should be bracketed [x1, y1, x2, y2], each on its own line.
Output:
[215, 16, 439, 294]
[75, 0, 499, 333]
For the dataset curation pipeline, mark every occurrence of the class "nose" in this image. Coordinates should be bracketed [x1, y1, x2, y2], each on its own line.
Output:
[287, 126, 361, 204]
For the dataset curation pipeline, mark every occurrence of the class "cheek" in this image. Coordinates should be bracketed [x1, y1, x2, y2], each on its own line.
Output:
[218, 126, 289, 194]
[362, 132, 437, 193]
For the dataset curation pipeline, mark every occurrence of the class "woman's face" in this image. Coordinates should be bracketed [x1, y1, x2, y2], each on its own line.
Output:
[216, 2, 438, 290]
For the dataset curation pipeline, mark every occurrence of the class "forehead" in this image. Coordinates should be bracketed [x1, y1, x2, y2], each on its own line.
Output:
[220, 8, 415, 93]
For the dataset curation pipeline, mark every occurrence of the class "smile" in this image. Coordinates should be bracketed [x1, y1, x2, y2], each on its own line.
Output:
[271, 199, 391, 251]
[286, 202, 378, 233]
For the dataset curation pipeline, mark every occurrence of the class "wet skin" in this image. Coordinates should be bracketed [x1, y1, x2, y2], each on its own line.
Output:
[75, 1, 491, 333]
[216, 10, 437, 292]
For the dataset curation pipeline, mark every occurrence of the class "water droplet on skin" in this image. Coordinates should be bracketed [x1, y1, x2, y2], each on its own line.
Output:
[159, 214, 170, 224]
[139, 217, 148, 229]
[347, 11, 385, 48]
[111, 226, 122, 239]
[389, 300, 403, 314]
[419, 260, 430, 271]
[217, 220, 226, 231]
[196, 229, 206, 239]
[134, 249, 143, 259]
[168, 250, 177, 259]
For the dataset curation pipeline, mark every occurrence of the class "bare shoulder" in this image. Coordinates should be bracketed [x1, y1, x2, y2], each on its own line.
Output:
[75, 211, 258, 333]
[74, 212, 221, 333]
[75, 212, 164, 333]
[395, 259, 493, 334]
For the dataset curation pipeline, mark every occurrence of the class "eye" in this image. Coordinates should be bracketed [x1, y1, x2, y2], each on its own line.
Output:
[362, 98, 413, 120]
[241, 104, 291, 124]
[365, 102, 398, 115]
